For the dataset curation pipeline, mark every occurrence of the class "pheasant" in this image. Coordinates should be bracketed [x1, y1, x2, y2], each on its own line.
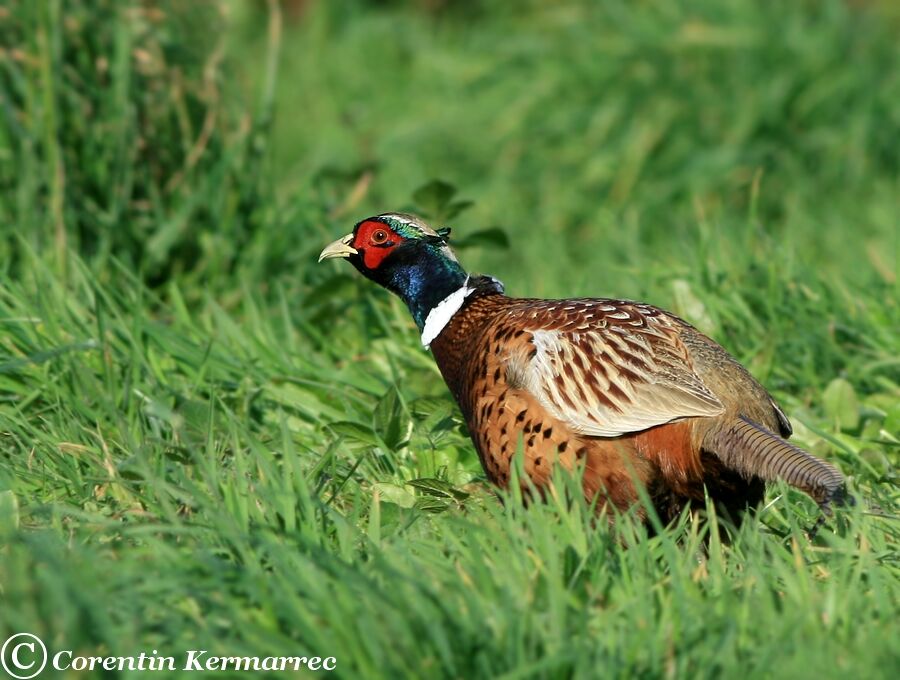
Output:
[319, 213, 847, 525]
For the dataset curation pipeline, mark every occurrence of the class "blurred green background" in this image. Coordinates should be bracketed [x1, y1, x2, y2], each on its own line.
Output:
[0, 1, 897, 678]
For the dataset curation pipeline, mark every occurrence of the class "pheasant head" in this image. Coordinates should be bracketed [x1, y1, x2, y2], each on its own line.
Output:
[319, 213, 480, 345]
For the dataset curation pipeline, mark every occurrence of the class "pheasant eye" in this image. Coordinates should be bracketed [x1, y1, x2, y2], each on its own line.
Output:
[371, 229, 389, 244]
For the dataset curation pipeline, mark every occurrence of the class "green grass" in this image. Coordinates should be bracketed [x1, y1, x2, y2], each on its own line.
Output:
[1, 1, 898, 678]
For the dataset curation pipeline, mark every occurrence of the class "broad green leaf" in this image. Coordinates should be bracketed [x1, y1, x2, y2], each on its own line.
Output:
[822, 377, 860, 431]
[413, 497, 451, 514]
[373, 386, 412, 451]
[443, 199, 474, 221]
[407, 477, 470, 501]
[883, 403, 900, 440]
[0, 490, 19, 536]
[372, 482, 416, 508]
[452, 227, 510, 251]
[328, 421, 380, 446]
[412, 179, 457, 218]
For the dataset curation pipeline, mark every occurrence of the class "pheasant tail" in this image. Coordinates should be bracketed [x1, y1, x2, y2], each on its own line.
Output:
[706, 416, 847, 509]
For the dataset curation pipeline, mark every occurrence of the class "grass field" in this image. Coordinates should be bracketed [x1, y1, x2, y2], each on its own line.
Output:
[0, 1, 898, 678]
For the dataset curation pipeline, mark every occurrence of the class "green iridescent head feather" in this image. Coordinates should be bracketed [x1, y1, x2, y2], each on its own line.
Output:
[371, 213, 452, 247]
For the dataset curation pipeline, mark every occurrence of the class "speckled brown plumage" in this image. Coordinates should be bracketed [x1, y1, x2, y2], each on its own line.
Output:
[429, 276, 844, 522]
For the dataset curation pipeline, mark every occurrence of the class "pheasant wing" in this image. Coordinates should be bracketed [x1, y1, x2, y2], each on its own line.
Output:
[507, 300, 724, 437]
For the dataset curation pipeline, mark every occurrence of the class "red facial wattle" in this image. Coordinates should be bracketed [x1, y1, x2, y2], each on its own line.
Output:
[353, 220, 402, 270]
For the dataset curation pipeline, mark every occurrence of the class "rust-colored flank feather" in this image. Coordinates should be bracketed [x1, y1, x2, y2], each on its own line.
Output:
[320, 215, 847, 526]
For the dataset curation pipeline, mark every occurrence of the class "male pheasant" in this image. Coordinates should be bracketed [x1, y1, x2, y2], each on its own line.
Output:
[319, 213, 846, 524]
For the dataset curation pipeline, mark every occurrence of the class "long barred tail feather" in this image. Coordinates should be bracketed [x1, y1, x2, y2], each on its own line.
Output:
[705, 416, 847, 510]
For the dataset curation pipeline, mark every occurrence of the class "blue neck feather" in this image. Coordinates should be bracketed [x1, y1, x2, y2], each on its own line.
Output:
[382, 245, 469, 330]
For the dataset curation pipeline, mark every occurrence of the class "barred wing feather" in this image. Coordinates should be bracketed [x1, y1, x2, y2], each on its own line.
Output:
[508, 300, 725, 438]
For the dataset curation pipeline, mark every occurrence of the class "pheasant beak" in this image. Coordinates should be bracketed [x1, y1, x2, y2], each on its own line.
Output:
[318, 233, 358, 262]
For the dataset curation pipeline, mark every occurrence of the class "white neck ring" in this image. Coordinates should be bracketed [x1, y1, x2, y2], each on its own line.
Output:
[420, 277, 474, 348]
